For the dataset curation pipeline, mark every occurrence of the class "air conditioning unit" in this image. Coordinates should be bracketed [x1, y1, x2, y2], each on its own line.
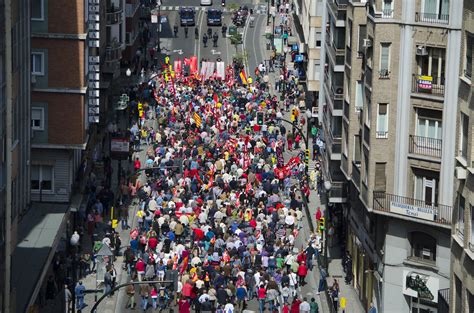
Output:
[455, 167, 467, 180]
[362, 39, 372, 48]
[336, 87, 344, 94]
[416, 46, 428, 56]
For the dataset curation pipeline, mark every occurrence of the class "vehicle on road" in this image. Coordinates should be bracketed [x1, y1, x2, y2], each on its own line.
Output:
[200, 0, 212, 5]
[207, 8, 222, 26]
[232, 6, 249, 27]
[179, 7, 195, 26]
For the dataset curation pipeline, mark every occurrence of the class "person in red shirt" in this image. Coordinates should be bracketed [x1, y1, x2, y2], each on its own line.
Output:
[178, 297, 191, 313]
[257, 285, 266, 313]
[135, 258, 145, 281]
[298, 261, 309, 286]
[134, 157, 141, 172]
[148, 236, 158, 251]
[315, 207, 322, 222]
[291, 297, 302, 313]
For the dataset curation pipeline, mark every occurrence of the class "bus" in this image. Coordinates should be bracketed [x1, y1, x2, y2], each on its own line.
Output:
[179, 7, 195, 26]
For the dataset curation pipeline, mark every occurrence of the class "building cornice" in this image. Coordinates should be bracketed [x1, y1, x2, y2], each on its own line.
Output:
[32, 87, 87, 94]
[32, 32, 87, 40]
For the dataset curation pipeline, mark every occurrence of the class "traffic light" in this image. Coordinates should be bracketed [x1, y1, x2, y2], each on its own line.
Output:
[318, 217, 325, 233]
[257, 112, 264, 126]
[305, 149, 310, 166]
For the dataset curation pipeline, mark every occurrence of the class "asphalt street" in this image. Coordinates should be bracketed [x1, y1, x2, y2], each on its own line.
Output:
[153, 0, 267, 75]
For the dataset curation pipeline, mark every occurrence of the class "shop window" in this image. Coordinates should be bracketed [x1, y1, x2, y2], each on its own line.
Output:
[409, 231, 436, 263]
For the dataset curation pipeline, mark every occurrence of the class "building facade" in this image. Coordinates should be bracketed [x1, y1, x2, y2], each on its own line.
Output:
[0, 0, 31, 311]
[30, 0, 113, 202]
[320, 0, 463, 312]
[294, 0, 325, 117]
[450, 0, 474, 312]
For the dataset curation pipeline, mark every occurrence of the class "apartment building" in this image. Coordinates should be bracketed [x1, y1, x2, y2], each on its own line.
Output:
[293, 0, 325, 116]
[0, 0, 31, 311]
[450, 0, 474, 312]
[102, 0, 127, 79]
[30, 0, 89, 202]
[321, 0, 463, 312]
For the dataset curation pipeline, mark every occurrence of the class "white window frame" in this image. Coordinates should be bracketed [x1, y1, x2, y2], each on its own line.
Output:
[376, 103, 389, 138]
[417, 47, 445, 84]
[382, 0, 394, 18]
[459, 112, 469, 159]
[31, 107, 45, 131]
[31, 165, 54, 192]
[464, 32, 473, 80]
[31, 0, 45, 21]
[31, 52, 45, 76]
[457, 195, 465, 239]
[420, 0, 449, 22]
[379, 43, 391, 75]
[414, 175, 437, 205]
[416, 116, 443, 139]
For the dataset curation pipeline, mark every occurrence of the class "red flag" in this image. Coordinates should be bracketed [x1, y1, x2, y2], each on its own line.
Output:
[213, 93, 219, 104]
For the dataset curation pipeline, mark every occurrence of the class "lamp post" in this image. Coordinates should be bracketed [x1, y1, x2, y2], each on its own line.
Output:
[271, 11, 276, 50]
[125, 68, 131, 77]
[322, 181, 332, 269]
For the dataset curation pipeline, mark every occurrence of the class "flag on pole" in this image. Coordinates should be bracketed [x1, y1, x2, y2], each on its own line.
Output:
[193, 112, 202, 128]
[239, 69, 248, 85]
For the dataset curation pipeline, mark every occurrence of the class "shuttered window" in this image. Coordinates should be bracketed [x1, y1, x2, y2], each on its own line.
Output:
[374, 162, 386, 191]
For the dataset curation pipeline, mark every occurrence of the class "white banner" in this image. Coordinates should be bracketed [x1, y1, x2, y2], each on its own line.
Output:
[200, 61, 208, 78]
[216, 61, 225, 80]
[205, 62, 215, 80]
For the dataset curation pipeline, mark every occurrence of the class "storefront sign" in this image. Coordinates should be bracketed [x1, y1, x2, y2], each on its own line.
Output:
[417, 75, 432, 91]
[389, 201, 435, 221]
[294, 54, 304, 62]
[88, 0, 100, 123]
[403, 271, 439, 303]
[110, 137, 130, 160]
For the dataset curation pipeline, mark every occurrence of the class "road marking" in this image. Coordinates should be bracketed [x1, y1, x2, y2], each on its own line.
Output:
[242, 14, 251, 75]
[197, 9, 205, 64]
[173, 49, 183, 55]
[210, 49, 221, 55]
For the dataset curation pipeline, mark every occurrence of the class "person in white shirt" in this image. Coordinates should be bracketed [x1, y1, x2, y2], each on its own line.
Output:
[299, 297, 311, 313]
[288, 271, 298, 297]
[224, 302, 234, 313]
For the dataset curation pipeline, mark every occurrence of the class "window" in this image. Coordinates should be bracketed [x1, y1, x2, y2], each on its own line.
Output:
[355, 81, 363, 111]
[31, 52, 44, 75]
[379, 43, 391, 77]
[31, 107, 44, 130]
[31, 0, 44, 20]
[376, 104, 388, 138]
[459, 112, 469, 159]
[382, 0, 394, 18]
[471, 205, 474, 249]
[416, 117, 442, 139]
[315, 32, 321, 48]
[31, 165, 53, 191]
[365, 97, 371, 127]
[414, 174, 438, 206]
[347, 20, 352, 48]
[417, 47, 445, 85]
[420, 0, 449, 22]
[409, 231, 436, 263]
[456, 195, 465, 239]
[374, 163, 386, 191]
[465, 33, 473, 79]
[357, 25, 367, 55]
[313, 61, 321, 80]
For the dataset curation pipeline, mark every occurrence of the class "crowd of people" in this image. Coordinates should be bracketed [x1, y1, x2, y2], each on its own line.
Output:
[114, 51, 326, 313]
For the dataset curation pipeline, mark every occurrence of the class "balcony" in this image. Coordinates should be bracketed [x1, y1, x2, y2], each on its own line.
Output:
[415, 12, 449, 24]
[345, 46, 352, 67]
[373, 191, 453, 227]
[106, 4, 123, 25]
[365, 66, 373, 88]
[361, 181, 369, 206]
[328, 0, 348, 20]
[341, 153, 349, 177]
[329, 181, 347, 202]
[465, 67, 472, 80]
[382, 9, 394, 18]
[412, 74, 445, 96]
[105, 43, 123, 62]
[330, 85, 344, 110]
[363, 124, 370, 146]
[326, 40, 345, 67]
[351, 161, 361, 187]
[343, 100, 349, 120]
[379, 69, 390, 79]
[409, 135, 442, 159]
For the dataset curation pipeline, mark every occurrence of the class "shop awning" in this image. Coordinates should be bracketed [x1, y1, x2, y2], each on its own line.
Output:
[11, 202, 69, 313]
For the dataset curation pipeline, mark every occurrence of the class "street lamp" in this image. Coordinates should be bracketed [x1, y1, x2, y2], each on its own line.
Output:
[271, 11, 276, 50]
[125, 68, 131, 77]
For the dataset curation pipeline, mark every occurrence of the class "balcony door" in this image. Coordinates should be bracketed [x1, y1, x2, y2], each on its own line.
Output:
[416, 118, 442, 139]
[414, 175, 437, 206]
[422, 0, 449, 21]
[417, 47, 445, 85]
